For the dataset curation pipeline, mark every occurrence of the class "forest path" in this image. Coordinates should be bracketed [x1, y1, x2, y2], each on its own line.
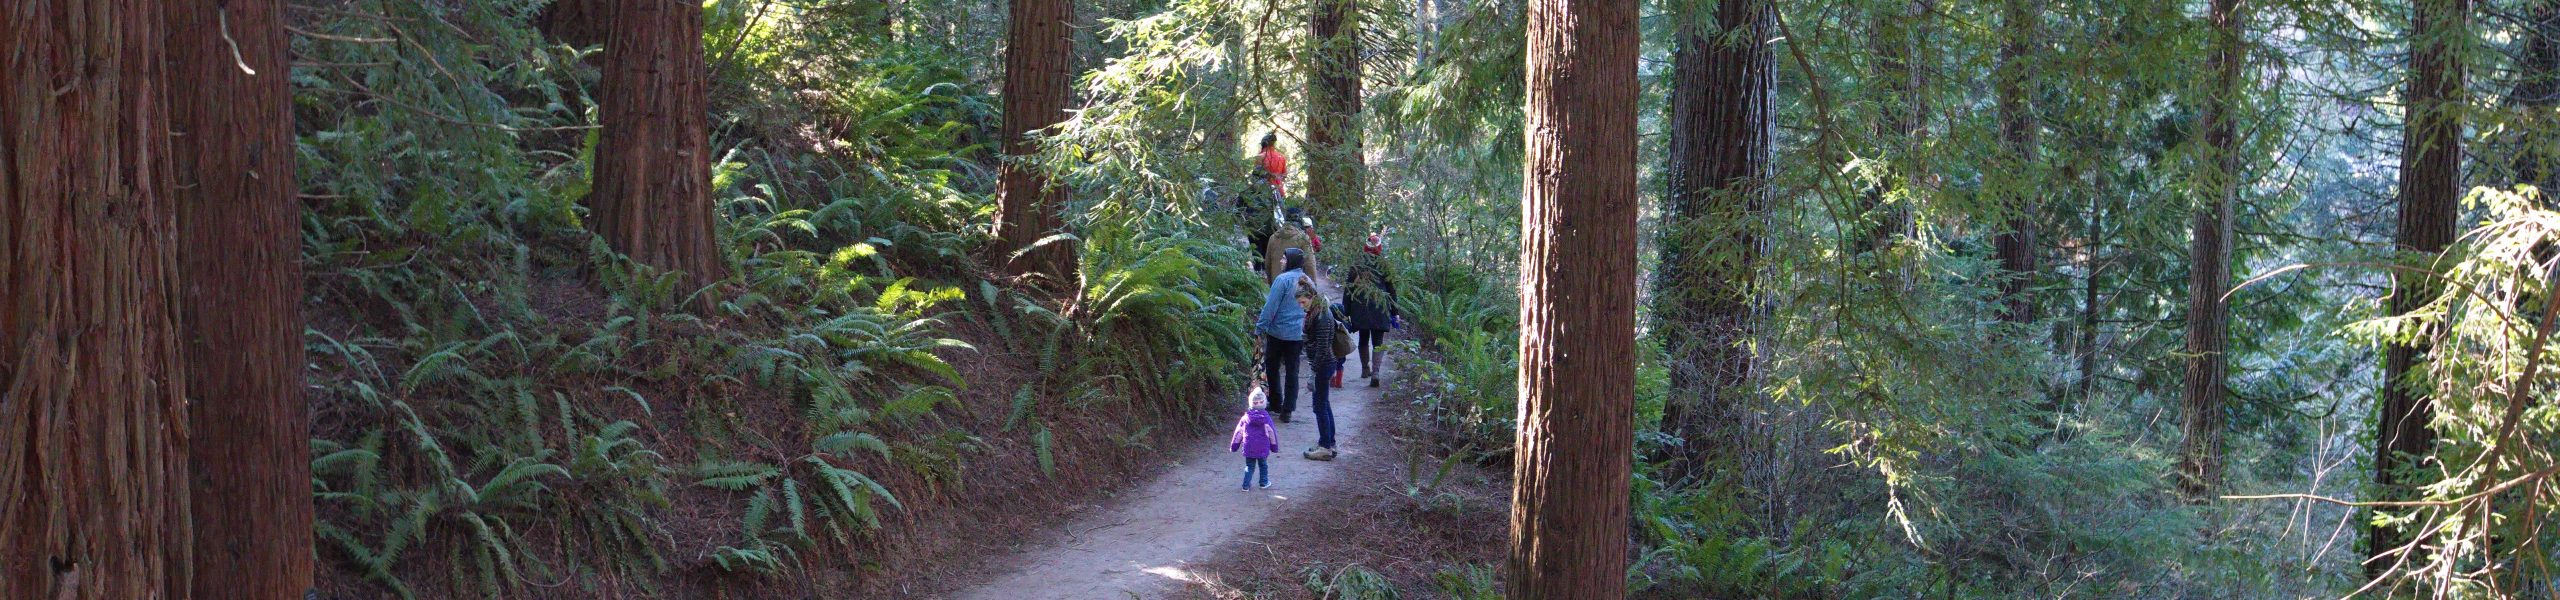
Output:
[947, 274, 1388, 600]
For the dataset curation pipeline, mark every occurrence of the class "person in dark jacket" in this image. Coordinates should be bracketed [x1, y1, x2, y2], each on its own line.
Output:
[1297, 281, 1341, 459]
[1342, 235, 1399, 387]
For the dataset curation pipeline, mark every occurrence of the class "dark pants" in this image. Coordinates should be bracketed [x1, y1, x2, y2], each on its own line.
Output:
[1309, 358, 1336, 449]
[1355, 329, 1385, 376]
[1264, 336, 1303, 417]
[1241, 457, 1268, 488]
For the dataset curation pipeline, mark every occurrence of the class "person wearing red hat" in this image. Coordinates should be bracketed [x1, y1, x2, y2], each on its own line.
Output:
[1341, 234, 1399, 386]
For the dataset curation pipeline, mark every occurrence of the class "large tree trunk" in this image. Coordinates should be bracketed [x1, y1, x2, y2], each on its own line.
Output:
[1507, 0, 1637, 593]
[167, 0, 315, 597]
[2370, 0, 2468, 577]
[995, 0, 1078, 280]
[540, 0, 613, 48]
[593, 0, 730, 300]
[2176, 0, 2244, 500]
[1306, 0, 1366, 215]
[1992, 0, 2040, 324]
[1, 2, 196, 597]
[1653, 0, 1773, 485]
[2513, 0, 2557, 194]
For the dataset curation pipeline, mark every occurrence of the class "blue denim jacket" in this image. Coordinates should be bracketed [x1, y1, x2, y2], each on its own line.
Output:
[1258, 270, 1308, 341]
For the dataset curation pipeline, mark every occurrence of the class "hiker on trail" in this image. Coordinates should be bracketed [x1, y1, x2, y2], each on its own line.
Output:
[1230, 384, 1280, 490]
[1343, 234, 1399, 387]
[1256, 133, 1288, 202]
[1297, 281, 1343, 460]
[1264, 207, 1321, 283]
[1258, 248, 1311, 421]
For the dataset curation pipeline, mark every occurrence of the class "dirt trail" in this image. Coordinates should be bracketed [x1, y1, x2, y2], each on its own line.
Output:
[948, 276, 1387, 600]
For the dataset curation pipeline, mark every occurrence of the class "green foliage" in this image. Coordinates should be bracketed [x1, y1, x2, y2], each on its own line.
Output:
[1301, 563, 1402, 600]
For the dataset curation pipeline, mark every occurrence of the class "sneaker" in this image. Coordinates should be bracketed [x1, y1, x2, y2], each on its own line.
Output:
[1258, 482, 1271, 489]
[1303, 447, 1338, 461]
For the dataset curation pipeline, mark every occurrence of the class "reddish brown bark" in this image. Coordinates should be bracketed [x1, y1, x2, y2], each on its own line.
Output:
[2, 1, 197, 597]
[1507, 0, 1638, 593]
[2176, 0, 2244, 500]
[2370, 0, 2468, 576]
[167, 0, 315, 596]
[593, 0, 731, 299]
[1654, 0, 1774, 482]
[539, 0, 613, 48]
[1992, 0, 2041, 324]
[995, 0, 1078, 280]
[1306, 0, 1366, 215]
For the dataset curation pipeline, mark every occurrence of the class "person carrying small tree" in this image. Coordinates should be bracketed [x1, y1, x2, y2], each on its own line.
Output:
[1343, 234, 1400, 387]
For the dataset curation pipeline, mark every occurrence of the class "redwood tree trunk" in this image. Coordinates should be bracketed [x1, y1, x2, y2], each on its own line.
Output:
[2, 2, 196, 597]
[593, 0, 731, 298]
[2513, 0, 2557, 193]
[1507, 0, 1638, 592]
[2370, 0, 2468, 577]
[1992, 0, 2041, 324]
[2176, 0, 2244, 500]
[994, 0, 1078, 280]
[167, 0, 315, 596]
[1306, 0, 1366, 215]
[1654, 0, 1774, 482]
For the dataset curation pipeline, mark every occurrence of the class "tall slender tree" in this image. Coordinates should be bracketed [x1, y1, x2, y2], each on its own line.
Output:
[2370, 0, 2469, 576]
[2, 2, 196, 596]
[2176, 0, 2245, 500]
[1307, 0, 1367, 215]
[1508, 0, 1637, 592]
[1993, 0, 2042, 324]
[995, 0, 1079, 280]
[1859, 0, 1933, 253]
[167, 0, 314, 596]
[592, 0, 730, 299]
[2512, 0, 2557, 194]
[1654, 0, 1774, 482]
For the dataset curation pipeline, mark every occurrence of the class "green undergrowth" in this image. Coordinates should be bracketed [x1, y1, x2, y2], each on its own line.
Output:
[291, 2, 1255, 596]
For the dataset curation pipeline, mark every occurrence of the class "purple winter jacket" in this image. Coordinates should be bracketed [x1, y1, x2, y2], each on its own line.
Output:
[1230, 409, 1279, 458]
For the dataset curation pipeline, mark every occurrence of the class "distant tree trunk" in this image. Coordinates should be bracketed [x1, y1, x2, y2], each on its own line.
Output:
[593, 0, 730, 300]
[2513, 0, 2557, 194]
[1508, 0, 1637, 593]
[2176, 0, 2244, 500]
[1993, 0, 2041, 324]
[539, 0, 612, 48]
[995, 0, 1077, 280]
[1855, 1, 1931, 254]
[1654, 0, 1773, 484]
[2370, 0, 2468, 577]
[167, 0, 315, 597]
[1, 2, 196, 597]
[1306, 0, 1366, 215]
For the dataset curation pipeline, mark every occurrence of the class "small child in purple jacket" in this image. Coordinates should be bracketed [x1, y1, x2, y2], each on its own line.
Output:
[1230, 384, 1280, 489]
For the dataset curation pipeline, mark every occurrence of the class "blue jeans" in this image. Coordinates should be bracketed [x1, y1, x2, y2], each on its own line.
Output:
[1241, 457, 1269, 488]
[1309, 359, 1336, 449]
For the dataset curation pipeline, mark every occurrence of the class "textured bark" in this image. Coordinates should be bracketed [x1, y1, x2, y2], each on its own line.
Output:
[593, 0, 731, 299]
[1654, 0, 1773, 484]
[2176, 0, 2244, 500]
[1507, 0, 1637, 593]
[1992, 0, 2041, 324]
[167, 0, 315, 596]
[2370, 0, 2468, 576]
[995, 0, 1077, 280]
[1, 1, 196, 597]
[1306, 0, 1366, 215]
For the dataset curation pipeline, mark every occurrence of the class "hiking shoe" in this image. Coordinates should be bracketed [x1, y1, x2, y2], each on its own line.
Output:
[1368, 377, 1380, 388]
[1303, 447, 1338, 461]
[1259, 482, 1272, 489]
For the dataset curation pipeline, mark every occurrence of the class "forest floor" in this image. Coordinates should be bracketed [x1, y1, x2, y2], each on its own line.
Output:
[942, 354, 1395, 599]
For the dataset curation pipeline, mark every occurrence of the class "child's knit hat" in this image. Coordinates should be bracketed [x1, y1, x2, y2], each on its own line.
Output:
[1247, 385, 1269, 410]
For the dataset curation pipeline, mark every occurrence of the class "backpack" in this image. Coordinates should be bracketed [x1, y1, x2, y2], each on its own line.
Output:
[1329, 304, 1354, 360]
